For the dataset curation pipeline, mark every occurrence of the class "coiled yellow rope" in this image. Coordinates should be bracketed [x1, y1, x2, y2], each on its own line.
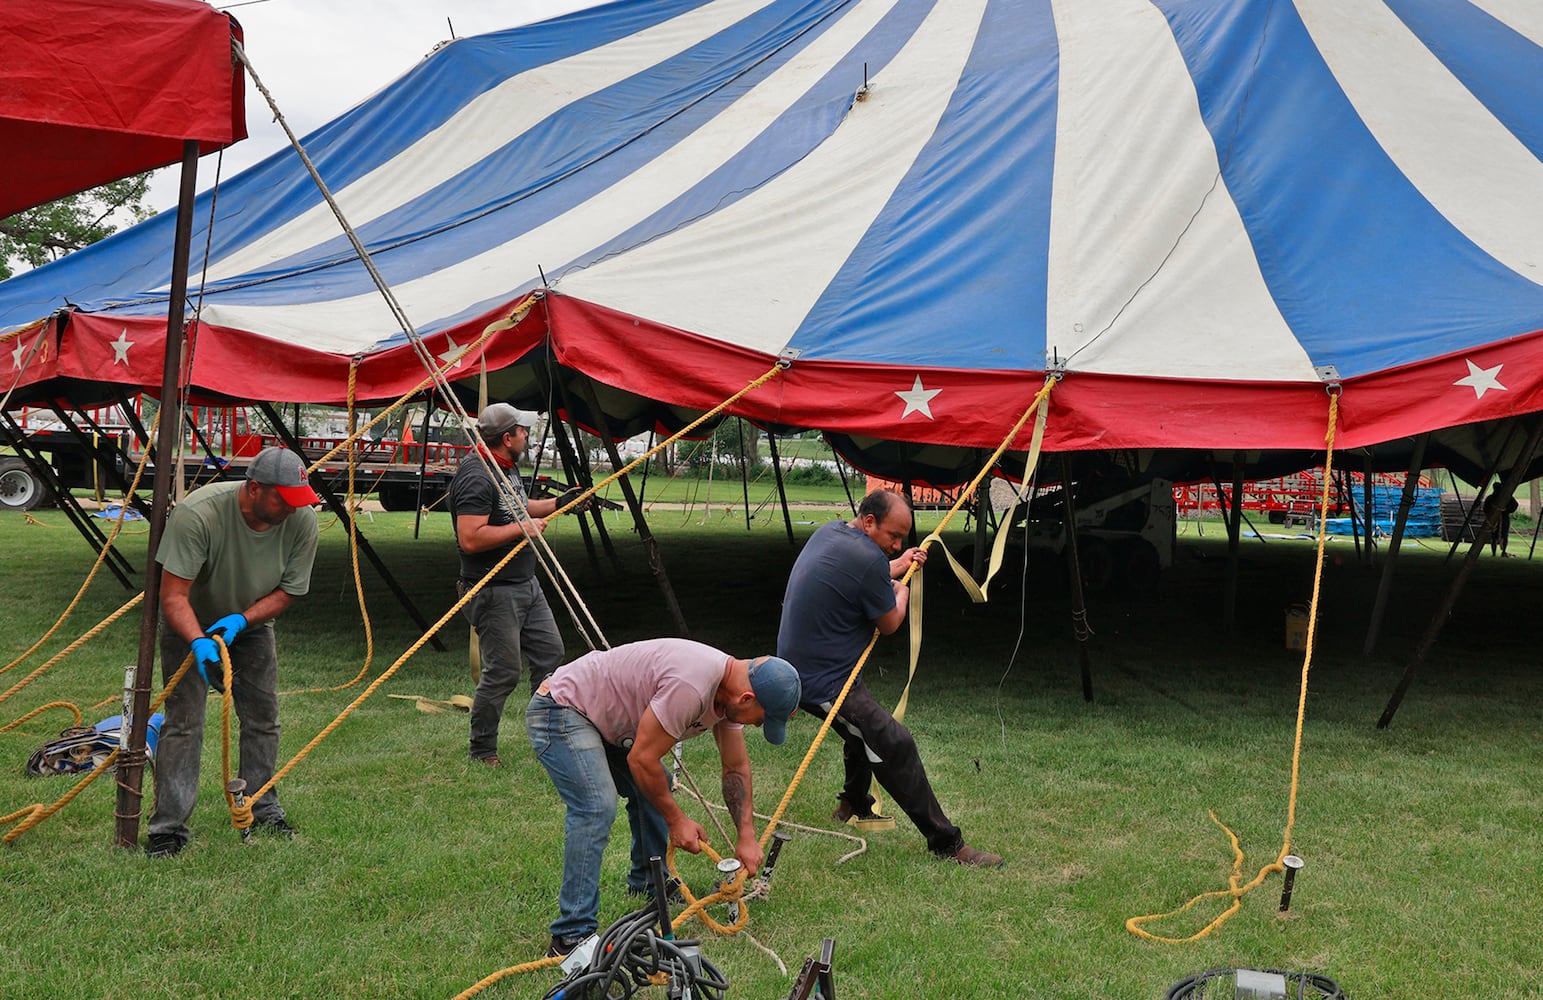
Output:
[1125, 389, 1339, 942]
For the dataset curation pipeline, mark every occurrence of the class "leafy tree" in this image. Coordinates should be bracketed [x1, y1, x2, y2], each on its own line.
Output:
[0, 174, 156, 279]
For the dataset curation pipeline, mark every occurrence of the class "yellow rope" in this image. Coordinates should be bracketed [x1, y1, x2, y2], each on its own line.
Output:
[225, 364, 788, 830]
[0, 700, 84, 733]
[1, 444, 153, 678]
[1125, 390, 1339, 943]
[755, 376, 1058, 851]
[0, 593, 144, 712]
[282, 360, 376, 695]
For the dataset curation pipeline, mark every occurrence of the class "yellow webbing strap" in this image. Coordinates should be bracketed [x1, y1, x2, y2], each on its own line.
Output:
[1125, 389, 1340, 943]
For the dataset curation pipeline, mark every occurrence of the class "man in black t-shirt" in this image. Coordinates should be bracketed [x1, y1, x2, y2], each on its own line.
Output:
[449, 403, 574, 766]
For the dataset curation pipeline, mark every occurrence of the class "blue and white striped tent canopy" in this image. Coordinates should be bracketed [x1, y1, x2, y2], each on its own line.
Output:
[4, 0, 1543, 479]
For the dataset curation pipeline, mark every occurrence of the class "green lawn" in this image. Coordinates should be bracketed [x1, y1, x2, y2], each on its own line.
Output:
[0, 503, 1538, 998]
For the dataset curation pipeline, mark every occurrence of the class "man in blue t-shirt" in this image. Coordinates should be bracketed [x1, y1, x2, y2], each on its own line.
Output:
[777, 489, 1003, 868]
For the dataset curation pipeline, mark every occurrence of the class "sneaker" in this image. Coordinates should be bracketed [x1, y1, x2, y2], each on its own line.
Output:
[241, 817, 297, 841]
[948, 844, 1005, 868]
[471, 754, 502, 767]
[547, 934, 587, 958]
[145, 833, 185, 859]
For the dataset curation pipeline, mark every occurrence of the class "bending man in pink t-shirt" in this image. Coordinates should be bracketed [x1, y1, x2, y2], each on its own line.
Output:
[525, 637, 801, 957]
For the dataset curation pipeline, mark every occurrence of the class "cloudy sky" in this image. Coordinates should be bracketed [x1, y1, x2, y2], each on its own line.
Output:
[145, 0, 604, 212]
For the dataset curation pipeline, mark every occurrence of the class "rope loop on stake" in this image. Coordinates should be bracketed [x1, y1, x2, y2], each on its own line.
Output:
[1125, 391, 1339, 943]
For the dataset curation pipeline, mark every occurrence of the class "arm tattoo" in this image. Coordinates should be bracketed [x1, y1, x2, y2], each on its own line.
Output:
[722, 769, 751, 826]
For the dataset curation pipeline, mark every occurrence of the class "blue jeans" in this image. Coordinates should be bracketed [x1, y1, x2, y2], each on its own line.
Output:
[525, 693, 667, 940]
[464, 577, 564, 760]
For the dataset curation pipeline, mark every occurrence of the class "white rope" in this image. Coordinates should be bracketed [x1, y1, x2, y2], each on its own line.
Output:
[231, 42, 610, 652]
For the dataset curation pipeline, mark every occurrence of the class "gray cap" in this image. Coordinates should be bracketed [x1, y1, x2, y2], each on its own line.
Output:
[246, 447, 321, 506]
[477, 402, 539, 440]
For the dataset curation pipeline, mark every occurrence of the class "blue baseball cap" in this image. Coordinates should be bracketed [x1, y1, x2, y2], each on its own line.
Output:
[748, 656, 801, 745]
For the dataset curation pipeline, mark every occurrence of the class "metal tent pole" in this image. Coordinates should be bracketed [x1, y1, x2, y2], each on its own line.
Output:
[115, 140, 199, 850]
[1058, 455, 1094, 702]
[580, 377, 691, 638]
[765, 431, 795, 545]
[1363, 434, 1427, 657]
[1378, 416, 1543, 728]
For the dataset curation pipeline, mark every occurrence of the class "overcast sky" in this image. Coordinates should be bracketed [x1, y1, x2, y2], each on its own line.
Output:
[145, 0, 604, 212]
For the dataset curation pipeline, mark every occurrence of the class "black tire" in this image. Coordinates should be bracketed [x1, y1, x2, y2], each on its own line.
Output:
[377, 485, 417, 512]
[1121, 539, 1162, 594]
[0, 456, 53, 512]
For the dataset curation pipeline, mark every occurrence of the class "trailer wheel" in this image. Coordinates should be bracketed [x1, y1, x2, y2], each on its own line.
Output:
[377, 485, 416, 512]
[1121, 539, 1162, 594]
[0, 457, 54, 511]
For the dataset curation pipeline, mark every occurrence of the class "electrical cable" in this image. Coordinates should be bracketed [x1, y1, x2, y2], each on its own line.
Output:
[543, 902, 730, 1000]
[1164, 967, 1346, 1000]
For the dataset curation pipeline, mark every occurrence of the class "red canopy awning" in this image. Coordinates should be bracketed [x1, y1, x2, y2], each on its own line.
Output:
[0, 0, 246, 218]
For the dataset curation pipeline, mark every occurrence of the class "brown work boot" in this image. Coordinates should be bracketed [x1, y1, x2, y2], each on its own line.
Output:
[471, 754, 502, 767]
[949, 844, 1005, 868]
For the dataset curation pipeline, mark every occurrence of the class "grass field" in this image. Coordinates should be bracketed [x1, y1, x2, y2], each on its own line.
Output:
[0, 501, 1539, 998]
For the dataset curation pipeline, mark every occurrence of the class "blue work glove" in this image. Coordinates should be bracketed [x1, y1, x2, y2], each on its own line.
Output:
[190, 636, 225, 692]
[204, 613, 248, 647]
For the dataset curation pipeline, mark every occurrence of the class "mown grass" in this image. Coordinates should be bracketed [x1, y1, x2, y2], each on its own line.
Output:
[0, 502, 1539, 999]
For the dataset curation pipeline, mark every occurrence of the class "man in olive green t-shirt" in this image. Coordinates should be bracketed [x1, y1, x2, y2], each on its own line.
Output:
[146, 447, 320, 859]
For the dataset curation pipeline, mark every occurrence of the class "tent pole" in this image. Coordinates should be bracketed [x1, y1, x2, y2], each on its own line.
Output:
[1363, 453, 1377, 565]
[736, 418, 751, 531]
[0, 409, 135, 588]
[43, 401, 142, 577]
[1212, 457, 1244, 635]
[972, 453, 989, 580]
[1379, 416, 1543, 727]
[549, 372, 618, 571]
[1363, 434, 1428, 656]
[638, 431, 654, 506]
[765, 431, 795, 545]
[1057, 455, 1094, 702]
[412, 400, 432, 539]
[116, 140, 199, 850]
[254, 401, 448, 651]
[1340, 471, 1363, 562]
[834, 445, 858, 516]
[1444, 423, 1516, 564]
[62, 400, 160, 498]
[544, 398, 602, 573]
[579, 377, 691, 638]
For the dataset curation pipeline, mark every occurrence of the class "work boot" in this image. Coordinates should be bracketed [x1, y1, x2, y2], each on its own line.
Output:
[471, 754, 502, 768]
[547, 934, 587, 958]
[145, 833, 185, 859]
[948, 844, 1005, 869]
[241, 817, 297, 842]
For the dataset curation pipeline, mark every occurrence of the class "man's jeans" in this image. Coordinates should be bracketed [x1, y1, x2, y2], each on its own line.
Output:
[149, 622, 285, 844]
[526, 693, 667, 941]
[465, 577, 563, 759]
[802, 679, 963, 857]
